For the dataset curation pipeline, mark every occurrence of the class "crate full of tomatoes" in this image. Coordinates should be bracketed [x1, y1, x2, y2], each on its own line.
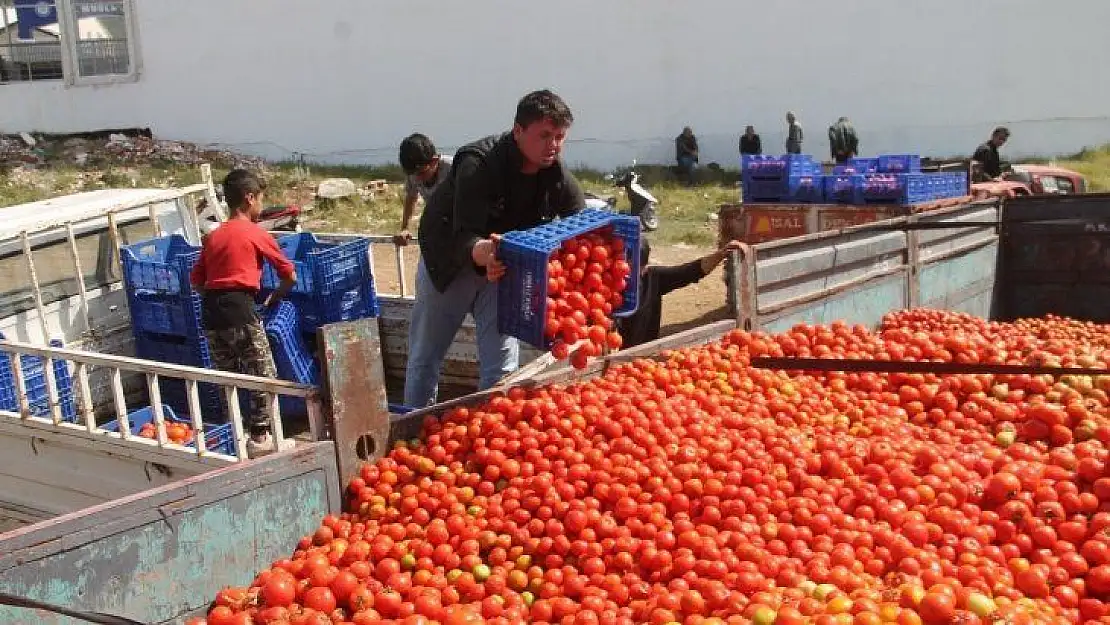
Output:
[497, 209, 640, 364]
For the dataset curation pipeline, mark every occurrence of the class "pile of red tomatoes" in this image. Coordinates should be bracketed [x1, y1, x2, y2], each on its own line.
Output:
[194, 309, 1110, 624]
[541, 229, 631, 369]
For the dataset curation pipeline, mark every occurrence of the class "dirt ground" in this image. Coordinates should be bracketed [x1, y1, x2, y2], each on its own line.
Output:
[367, 241, 731, 336]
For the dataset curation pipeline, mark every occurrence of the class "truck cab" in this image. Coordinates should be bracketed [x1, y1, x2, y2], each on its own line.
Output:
[0, 187, 203, 348]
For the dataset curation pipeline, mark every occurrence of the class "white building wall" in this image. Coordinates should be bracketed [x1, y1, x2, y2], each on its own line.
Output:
[3, 0, 1110, 169]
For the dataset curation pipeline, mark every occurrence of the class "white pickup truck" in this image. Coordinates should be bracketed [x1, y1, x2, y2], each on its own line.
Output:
[0, 171, 542, 535]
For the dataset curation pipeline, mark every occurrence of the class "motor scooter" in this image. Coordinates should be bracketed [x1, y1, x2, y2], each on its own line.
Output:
[582, 160, 659, 231]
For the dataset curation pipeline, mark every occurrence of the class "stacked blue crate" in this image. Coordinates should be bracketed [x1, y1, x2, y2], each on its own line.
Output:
[847, 157, 878, 173]
[876, 154, 922, 174]
[262, 300, 318, 417]
[824, 173, 931, 205]
[121, 235, 226, 420]
[0, 334, 75, 421]
[823, 174, 861, 204]
[741, 154, 824, 203]
[261, 233, 379, 331]
[859, 174, 932, 205]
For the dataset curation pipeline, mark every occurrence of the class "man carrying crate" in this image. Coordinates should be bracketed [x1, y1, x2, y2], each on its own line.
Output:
[405, 90, 586, 408]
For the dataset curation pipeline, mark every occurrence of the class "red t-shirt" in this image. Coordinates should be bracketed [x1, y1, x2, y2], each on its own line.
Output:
[190, 218, 296, 292]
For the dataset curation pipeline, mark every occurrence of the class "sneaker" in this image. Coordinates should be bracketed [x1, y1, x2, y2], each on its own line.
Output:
[246, 432, 295, 458]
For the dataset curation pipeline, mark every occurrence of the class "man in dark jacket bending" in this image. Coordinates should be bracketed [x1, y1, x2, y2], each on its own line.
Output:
[616, 238, 743, 348]
[405, 90, 586, 408]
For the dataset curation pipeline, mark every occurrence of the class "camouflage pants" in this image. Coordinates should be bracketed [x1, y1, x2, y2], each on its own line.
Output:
[206, 319, 277, 433]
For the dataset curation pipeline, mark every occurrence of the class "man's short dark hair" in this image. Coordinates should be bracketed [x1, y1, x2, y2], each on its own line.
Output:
[514, 90, 574, 129]
[399, 133, 438, 175]
[993, 126, 1011, 137]
[222, 169, 266, 211]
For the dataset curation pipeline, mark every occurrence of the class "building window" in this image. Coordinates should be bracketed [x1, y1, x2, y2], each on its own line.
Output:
[0, 0, 137, 86]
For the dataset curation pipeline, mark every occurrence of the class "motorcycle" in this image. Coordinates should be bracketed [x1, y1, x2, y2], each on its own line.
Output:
[583, 160, 659, 231]
[196, 192, 303, 236]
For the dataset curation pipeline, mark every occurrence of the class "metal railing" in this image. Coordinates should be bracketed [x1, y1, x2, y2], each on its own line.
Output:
[0, 338, 323, 461]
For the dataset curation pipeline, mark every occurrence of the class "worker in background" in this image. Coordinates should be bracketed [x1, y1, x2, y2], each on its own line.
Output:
[972, 126, 1010, 181]
[739, 125, 762, 156]
[395, 133, 453, 246]
[785, 111, 804, 154]
[190, 170, 296, 458]
[405, 90, 585, 408]
[675, 126, 699, 186]
[616, 239, 743, 349]
[828, 116, 859, 164]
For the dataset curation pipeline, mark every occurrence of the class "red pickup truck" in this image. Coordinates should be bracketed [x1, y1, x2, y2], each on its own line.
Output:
[971, 163, 1088, 199]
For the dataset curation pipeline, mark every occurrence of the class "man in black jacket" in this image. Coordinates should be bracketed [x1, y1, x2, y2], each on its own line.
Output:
[404, 90, 585, 408]
[739, 125, 762, 156]
[972, 126, 1010, 181]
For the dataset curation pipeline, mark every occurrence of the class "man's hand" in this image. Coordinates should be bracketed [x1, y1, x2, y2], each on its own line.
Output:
[393, 230, 413, 246]
[703, 240, 743, 273]
[471, 235, 505, 282]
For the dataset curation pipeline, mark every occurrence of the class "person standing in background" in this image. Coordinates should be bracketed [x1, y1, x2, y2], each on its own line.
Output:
[972, 126, 1010, 181]
[828, 116, 859, 164]
[675, 126, 699, 186]
[785, 111, 804, 154]
[739, 125, 762, 156]
[395, 133, 453, 246]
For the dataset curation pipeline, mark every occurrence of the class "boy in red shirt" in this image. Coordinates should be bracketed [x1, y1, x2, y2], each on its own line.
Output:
[190, 169, 297, 457]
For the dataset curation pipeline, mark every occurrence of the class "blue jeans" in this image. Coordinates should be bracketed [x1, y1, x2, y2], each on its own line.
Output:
[678, 155, 697, 185]
[403, 259, 520, 407]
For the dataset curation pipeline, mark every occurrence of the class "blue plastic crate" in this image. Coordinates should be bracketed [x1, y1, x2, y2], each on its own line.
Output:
[876, 154, 921, 174]
[120, 235, 201, 296]
[858, 174, 931, 205]
[134, 332, 212, 368]
[263, 300, 318, 416]
[101, 404, 234, 456]
[952, 172, 969, 197]
[742, 174, 825, 203]
[128, 290, 203, 338]
[742, 154, 821, 179]
[157, 378, 228, 423]
[497, 209, 641, 349]
[0, 335, 76, 421]
[847, 157, 878, 173]
[284, 282, 379, 331]
[823, 175, 862, 204]
[261, 233, 375, 297]
[132, 332, 229, 422]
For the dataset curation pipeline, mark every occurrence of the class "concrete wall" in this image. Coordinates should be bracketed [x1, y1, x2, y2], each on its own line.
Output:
[2, 0, 1110, 169]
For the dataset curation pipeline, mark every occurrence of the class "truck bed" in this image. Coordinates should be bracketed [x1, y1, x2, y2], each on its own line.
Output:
[3, 193, 1110, 623]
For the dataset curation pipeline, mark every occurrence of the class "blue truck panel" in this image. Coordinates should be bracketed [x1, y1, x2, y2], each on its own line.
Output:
[0, 443, 341, 625]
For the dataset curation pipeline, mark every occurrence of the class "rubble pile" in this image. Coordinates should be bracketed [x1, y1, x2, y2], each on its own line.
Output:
[0, 132, 266, 171]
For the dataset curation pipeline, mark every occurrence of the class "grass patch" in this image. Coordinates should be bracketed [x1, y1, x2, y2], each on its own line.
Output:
[1057, 145, 1110, 192]
[4, 143, 1110, 247]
